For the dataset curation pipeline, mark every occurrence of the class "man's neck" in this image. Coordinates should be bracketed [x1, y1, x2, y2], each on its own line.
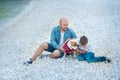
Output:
[60, 29, 66, 32]
[61, 30, 65, 33]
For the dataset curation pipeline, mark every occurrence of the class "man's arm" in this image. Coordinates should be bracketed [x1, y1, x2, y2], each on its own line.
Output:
[59, 38, 72, 52]
[50, 28, 60, 49]
[70, 29, 77, 38]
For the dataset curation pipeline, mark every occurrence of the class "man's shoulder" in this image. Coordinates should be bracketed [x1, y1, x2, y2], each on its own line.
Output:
[67, 28, 72, 31]
[52, 26, 60, 31]
[66, 28, 77, 38]
[67, 28, 74, 33]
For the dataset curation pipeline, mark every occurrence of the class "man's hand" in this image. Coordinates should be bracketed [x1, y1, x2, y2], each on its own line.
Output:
[59, 46, 65, 52]
[76, 49, 87, 54]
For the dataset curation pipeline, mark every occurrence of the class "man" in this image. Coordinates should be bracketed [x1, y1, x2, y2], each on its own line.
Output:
[24, 18, 77, 65]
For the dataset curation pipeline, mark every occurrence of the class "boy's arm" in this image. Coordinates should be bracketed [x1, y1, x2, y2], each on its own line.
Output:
[76, 48, 87, 54]
[76, 44, 93, 54]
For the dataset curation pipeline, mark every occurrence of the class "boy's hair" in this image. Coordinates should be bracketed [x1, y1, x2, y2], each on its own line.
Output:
[80, 36, 88, 45]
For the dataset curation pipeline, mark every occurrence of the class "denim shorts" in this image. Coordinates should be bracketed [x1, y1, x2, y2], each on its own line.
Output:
[45, 43, 64, 58]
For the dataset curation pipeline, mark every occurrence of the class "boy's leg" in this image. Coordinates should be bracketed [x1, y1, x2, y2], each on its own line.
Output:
[85, 52, 106, 63]
[77, 53, 86, 61]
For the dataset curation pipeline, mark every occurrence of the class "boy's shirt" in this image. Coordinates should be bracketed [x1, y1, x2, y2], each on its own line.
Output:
[78, 44, 94, 53]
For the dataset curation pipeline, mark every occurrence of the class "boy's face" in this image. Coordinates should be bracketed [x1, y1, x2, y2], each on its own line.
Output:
[81, 43, 87, 48]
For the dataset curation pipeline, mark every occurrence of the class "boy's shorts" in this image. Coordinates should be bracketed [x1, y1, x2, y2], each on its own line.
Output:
[45, 43, 64, 58]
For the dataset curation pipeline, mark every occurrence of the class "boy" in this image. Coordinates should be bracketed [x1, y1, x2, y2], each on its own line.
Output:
[77, 36, 111, 63]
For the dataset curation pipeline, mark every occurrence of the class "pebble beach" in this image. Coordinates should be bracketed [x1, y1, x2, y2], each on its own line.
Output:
[0, 0, 120, 80]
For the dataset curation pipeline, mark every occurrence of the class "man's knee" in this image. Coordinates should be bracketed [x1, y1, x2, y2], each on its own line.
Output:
[50, 50, 60, 58]
[40, 42, 48, 50]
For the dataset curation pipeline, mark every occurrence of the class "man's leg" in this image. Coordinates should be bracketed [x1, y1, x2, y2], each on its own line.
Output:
[49, 50, 64, 58]
[24, 43, 63, 65]
[85, 52, 106, 63]
[31, 42, 48, 61]
[23, 42, 48, 65]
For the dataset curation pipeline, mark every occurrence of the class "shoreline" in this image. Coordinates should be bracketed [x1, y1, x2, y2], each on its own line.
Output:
[0, 0, 31, 27]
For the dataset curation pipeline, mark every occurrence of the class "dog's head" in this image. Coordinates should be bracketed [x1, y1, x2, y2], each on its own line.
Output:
[71, 41, 77, 47]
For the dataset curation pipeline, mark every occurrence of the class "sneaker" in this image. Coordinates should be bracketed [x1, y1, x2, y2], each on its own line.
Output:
[23, 58, 33, 65]
[105, 58, 111, 63]
[40, 54, 49, 59]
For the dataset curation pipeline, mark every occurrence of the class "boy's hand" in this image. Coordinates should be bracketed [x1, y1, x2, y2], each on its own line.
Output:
[76, 49, 87, 54]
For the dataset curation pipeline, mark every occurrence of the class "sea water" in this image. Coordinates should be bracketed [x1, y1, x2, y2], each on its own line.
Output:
[0, 0, 30, 27]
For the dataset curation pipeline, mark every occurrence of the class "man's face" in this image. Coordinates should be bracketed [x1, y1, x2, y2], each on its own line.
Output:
[60, 20, 68, 31]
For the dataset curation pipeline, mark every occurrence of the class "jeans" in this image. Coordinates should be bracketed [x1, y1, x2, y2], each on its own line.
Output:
[77, 52, 106, 63]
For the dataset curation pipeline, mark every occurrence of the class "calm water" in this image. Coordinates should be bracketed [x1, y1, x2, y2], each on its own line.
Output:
[0, 0, 30, 27]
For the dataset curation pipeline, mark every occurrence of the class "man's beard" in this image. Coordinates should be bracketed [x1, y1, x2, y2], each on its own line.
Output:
[61, 27, 67, 31]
